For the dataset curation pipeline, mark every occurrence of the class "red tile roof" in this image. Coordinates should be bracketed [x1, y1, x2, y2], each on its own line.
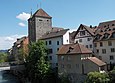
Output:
[87, 57, 106, 66]
[33, 8, 52, 18]
[57, 43, 92, 55]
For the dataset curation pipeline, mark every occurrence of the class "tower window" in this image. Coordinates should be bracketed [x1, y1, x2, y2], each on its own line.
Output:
[39, 19, 42, 21]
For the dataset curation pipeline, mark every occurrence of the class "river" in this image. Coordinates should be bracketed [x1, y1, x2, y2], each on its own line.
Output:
[0, 70, 20, 83]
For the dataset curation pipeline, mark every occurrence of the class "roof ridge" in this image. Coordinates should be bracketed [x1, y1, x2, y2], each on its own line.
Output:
[33, 8, 52, 18]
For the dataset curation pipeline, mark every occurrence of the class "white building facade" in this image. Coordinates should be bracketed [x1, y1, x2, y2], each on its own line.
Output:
[71, 24, 96, 51]
[41, 29, 70, 68]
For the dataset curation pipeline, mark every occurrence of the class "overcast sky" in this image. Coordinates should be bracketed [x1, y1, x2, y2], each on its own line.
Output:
[0, 0, 115, 50]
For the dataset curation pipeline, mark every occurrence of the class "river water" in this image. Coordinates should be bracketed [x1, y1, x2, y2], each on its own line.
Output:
[0, 70, 20, 83]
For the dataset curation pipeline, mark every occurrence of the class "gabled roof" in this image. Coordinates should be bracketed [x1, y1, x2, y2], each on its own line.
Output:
[82, 24, 95, 36]
[73, 24, 95, 39]
[41, 29, 69, 39]
[33, 8, 52, 18]
[87, 57, 106, 66]
[57, 43, 92, 55]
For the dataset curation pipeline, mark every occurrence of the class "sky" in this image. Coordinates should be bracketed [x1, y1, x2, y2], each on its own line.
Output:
[0, 0, 115, 50]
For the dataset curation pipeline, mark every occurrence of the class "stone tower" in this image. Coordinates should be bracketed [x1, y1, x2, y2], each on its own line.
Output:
[28, 8, 52, 42]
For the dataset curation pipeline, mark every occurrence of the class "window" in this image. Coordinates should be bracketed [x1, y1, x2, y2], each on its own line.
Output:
[49, 56, 52, 60]
[112, 24, 115, 26]
[111, 48, 115, 52]
[61, 56, 64, 60]
[108, 41, 112, 46]
[87, 38, 92, 41]
[39, 19, 42, 21]
[110, 56, 114, 60]
[67, 64, 71, 69]
[79, 39, 82, 42]
[46, 41, 47, 45]
[49, 41, 51, 45]
[100, 42, 103, 47]
[48, 49, 53, 54]
[111, 33, 115, 38]
[80, 31, 85, 36]
[94, 43, 97, 47]
[86, 45, 88, 48]
[57, 41, 59, 45]
[67, 40, 68, 42]
[96, 49, 99, 53]
[104, 25, 106, 28]
[104, 34, 108, 38]
[99, 56, 102, 60]
[90, 44, 92, 48]
[102, 49, 106, 54]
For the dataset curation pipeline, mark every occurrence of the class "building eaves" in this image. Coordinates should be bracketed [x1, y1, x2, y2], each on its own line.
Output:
[40, 29, 69, 40]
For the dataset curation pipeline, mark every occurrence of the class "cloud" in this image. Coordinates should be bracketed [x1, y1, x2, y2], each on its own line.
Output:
[0, 35, 26, 50]
[18, 22, 26, 27]
[69, 29, 77, 33]
[16, 12, 30, 21]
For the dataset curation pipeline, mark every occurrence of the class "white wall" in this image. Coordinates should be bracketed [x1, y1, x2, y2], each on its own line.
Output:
[44, 31, 70, 68]
[75, 37, 94, 51]
[63, 31, 70, 44]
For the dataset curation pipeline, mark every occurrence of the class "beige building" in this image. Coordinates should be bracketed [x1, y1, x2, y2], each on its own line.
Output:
[12, 36, 28, 62]
[94, 20, 115, 69]
[57, 43, 106, 75]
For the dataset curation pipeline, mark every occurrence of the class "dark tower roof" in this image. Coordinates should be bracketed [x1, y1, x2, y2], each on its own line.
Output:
[33, 8, 52, 18]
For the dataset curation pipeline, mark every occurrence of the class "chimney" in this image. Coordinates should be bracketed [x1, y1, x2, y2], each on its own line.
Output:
[90, 25, 92, 28]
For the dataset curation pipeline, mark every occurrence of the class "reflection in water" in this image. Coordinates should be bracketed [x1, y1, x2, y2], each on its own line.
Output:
[0, 70, 20, 83]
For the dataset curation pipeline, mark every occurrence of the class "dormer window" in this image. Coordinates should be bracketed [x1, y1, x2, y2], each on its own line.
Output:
[67, 47, 74, 53]
[97, 35, 101, 39]
[108, 29, 111, 31]
[111, 32, 115, 38]
[100, 30, 103, 32]
[112, 24, 115, 26]
[113, 28, 115, 30]
[103, 33, 109, 39]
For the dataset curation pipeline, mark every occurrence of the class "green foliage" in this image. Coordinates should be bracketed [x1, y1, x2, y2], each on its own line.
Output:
[85, 71, 110, 83]
[109, 66, 115, 83]
[26, 40, 51, 82]
[59, 74, 71, 83]
[0, 52, 8, 63]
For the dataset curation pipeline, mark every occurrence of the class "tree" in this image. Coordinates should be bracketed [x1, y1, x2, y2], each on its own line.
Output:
[109, 67, 115, 83]
[0, 52, 8, 63]
[26, 40, 51, 83]
[85, 71, 110, 83]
